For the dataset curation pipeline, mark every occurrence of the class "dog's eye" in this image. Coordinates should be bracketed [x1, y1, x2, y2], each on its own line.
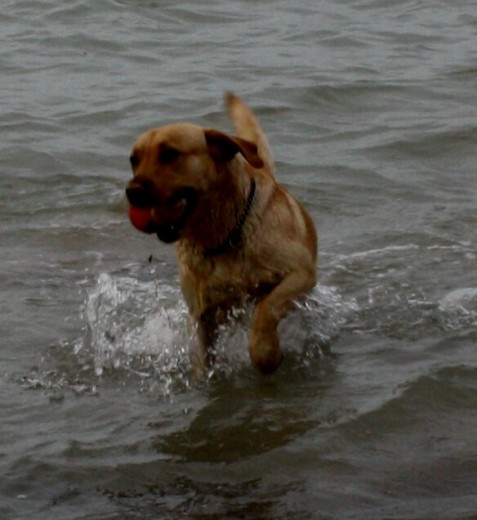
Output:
[159, 146, 180, 164]
[130, 154, 140, 168]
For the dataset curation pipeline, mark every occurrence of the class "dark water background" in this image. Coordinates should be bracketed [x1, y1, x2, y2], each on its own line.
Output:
[1, 1, 477, 518]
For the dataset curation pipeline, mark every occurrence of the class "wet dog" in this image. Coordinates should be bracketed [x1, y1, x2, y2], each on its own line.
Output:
[126, 93, 317, 375]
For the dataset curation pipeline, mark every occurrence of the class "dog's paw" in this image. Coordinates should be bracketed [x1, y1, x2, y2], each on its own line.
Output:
[249, 330, 283, 375]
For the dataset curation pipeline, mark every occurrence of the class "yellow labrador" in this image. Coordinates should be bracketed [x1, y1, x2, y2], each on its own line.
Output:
[126, 93, 317, 375]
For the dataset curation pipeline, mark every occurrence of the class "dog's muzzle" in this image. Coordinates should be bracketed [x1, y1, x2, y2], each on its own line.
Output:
[125, 179, 197, 243]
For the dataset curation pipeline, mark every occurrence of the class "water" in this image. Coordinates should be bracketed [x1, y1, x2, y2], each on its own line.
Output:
[1, 0, 477, 518]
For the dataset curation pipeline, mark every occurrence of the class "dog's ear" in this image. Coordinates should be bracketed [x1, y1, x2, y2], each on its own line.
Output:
[204, 129, 264, 169]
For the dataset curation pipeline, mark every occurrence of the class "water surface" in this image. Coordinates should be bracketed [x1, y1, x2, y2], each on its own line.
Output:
[1, 1, 476, 518]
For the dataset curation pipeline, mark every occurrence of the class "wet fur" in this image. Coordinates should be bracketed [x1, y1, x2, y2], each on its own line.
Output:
[127, 93, 317, 375]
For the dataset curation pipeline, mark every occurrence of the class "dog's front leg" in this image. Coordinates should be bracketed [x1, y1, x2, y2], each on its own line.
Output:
[249, 267, 317, 374]
[188, 307, 221, 379]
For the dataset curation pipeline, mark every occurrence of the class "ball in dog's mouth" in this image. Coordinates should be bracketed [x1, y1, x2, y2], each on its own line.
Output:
[128, 205, 184, 242]
[127, 188, 197, 243]
[128, 205, 155, 233]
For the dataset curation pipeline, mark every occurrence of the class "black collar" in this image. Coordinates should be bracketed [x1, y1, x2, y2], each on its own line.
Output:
[204, 179, 256, 257]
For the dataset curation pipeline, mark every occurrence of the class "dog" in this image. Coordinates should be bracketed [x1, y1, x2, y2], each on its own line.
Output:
[125, 93, 317, 375]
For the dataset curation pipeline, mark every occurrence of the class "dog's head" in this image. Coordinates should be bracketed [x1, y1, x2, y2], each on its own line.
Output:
[125, 123, 263, 243]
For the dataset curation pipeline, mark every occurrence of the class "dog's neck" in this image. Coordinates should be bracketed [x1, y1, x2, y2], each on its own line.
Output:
[180, 169, 257, 255]
[203, 178, 256, 257]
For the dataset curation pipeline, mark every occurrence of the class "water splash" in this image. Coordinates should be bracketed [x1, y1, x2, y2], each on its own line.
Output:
[78, 270, 358, 394]
[78, 271, 192, 394]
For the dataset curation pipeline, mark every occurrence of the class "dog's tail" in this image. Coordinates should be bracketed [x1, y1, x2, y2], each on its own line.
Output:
[225, 92, 274, 174]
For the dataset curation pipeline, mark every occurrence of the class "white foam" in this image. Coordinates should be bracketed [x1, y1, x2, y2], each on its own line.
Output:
[439, 287, 477, 310]
[335, 244, 420, 262]
[438, 287, 477, 330]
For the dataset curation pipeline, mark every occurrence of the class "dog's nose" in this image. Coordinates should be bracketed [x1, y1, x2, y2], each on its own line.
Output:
[125, 178, 155, 207]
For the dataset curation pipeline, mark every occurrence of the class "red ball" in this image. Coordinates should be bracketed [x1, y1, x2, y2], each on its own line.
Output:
[128, 205, 153, 232]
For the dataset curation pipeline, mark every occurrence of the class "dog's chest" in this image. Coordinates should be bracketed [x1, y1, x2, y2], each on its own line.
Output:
[177, 248, 282, 317]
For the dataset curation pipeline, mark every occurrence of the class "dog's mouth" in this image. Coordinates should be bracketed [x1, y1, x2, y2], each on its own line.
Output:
[126, 184, 197, 243]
